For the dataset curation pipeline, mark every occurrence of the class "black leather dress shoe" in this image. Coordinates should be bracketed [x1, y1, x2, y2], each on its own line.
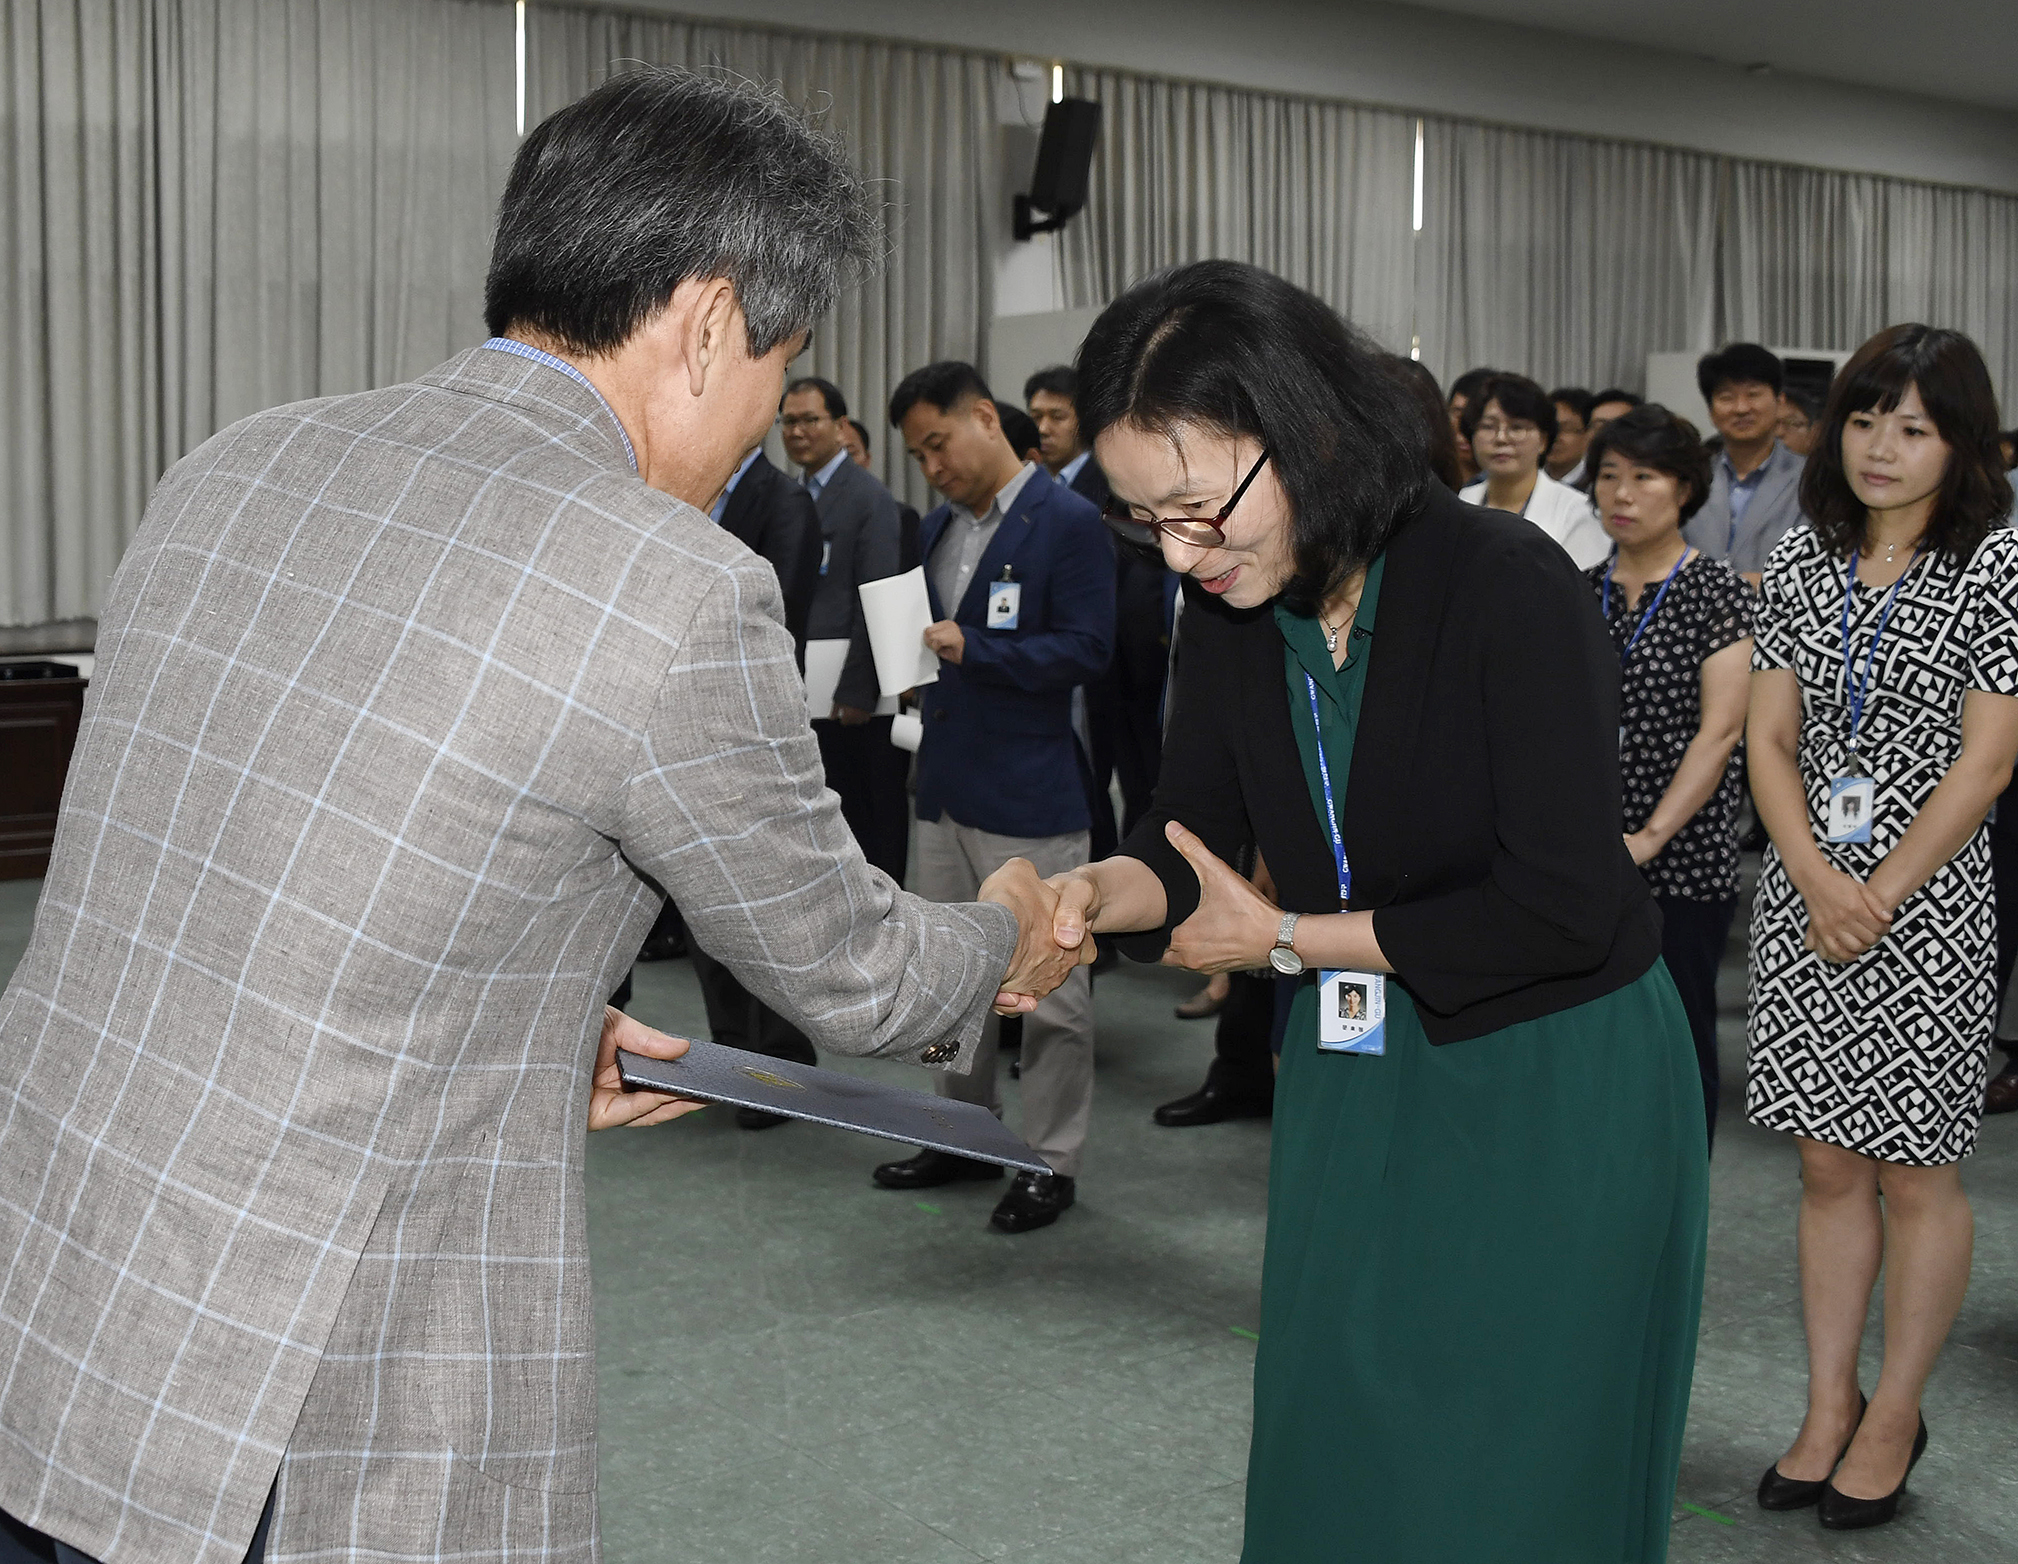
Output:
[1758, 1395, 1865, 1511]
[989, 1171, 1075, 1233]
[1819, 1417, 1927, 1530]
[1984, 1060, 2018, 1115]
[871, 1148, 1004, 1190]
[1154, 1078, 1272, 1128]
[735, 1106, 790, 1131]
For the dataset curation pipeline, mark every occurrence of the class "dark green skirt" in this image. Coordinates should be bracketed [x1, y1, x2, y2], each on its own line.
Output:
[1242, 962, 1708, 1563]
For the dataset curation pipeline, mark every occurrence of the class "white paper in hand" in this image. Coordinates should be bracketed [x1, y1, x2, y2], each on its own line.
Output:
[858, 567, 939, 698]
[802, 638, 848, 723]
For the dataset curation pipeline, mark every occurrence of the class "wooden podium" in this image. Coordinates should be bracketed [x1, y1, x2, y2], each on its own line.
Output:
[0, 663, 88, 880]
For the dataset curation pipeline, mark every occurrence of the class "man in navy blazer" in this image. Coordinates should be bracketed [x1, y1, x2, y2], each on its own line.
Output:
[878, 362, 1115, 1232]
[1029, 364, 1173, 858]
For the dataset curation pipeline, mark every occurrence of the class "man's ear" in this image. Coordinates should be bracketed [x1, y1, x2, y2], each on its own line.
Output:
[685, 277, 740, 399]
[968, 395, 1001, 436]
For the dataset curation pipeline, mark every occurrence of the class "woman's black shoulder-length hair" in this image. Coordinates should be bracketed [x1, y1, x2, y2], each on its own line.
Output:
[1073, 260, 1432, 614]
[1801, 324, 2013, 565]
[1583, 404, 1713, 524]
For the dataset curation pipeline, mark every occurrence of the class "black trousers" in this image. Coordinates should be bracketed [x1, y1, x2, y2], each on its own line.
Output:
[3, 1486, 273, 1564]
[814, 717, 910, 884]
[690, 948, 816, 1067]
[1209, 970, 1279, 1103]
[1084, 679, 1164, 846]
[1655, 894, 1737, 1153]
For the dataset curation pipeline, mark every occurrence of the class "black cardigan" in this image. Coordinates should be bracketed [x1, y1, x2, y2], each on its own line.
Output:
[1116, 483, 1660, 1043]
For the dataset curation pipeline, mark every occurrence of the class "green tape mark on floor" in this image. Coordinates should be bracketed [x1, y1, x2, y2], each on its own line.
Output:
[1679, 1503, 1736, 1526]
[1229, 1326, 1260, 1342]
[914, 1201, 941, 1214]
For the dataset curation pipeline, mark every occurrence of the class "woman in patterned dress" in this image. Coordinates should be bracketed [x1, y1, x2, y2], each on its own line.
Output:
[1746, 325, 2018, 1529]
[1585, 405, 1755, 1149]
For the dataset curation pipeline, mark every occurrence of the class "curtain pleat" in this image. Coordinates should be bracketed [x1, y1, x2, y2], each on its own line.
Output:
[1724, 162, 2018, 400]
[7, 0, 2018, 629]
[525, 3, 999, 514]
[1057, 67, 1417, 358]
[1411, 121, 1722, 396]
[1, 0, 514, 628]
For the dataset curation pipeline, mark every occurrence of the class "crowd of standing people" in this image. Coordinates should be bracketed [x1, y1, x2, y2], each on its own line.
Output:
[6, 63, 2016, 1564]
[693, 292, 2018, 1545]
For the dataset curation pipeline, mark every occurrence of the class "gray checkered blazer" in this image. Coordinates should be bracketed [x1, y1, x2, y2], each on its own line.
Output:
[0, 346, 1016, 1563]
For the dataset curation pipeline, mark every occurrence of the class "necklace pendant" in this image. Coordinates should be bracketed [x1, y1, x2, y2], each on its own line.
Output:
[1325, 627, 1339, 653]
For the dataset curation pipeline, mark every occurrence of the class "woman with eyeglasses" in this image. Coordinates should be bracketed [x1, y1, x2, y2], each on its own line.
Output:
[1057, 261, 1707, 1563]
[1459, 371, 1611, 568]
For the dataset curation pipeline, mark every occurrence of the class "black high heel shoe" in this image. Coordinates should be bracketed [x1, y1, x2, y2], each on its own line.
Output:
[1757, 1394, 1866, 1511]
[1818, 1416, 1928, 1530]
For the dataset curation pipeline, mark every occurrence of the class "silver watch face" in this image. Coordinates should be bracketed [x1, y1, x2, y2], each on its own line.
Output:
[1269, 946, 1304, 976]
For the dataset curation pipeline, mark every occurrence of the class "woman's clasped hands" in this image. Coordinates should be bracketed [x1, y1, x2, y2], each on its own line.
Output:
[1799, 863, 1894, 963]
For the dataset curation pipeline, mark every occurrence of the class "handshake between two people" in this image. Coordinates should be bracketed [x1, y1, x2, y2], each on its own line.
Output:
[979, 820, 1290, 1015]
[596, 821, 1290, 1128]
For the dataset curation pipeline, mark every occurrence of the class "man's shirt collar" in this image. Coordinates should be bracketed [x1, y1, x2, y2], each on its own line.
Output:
[481, 337, 638, 475]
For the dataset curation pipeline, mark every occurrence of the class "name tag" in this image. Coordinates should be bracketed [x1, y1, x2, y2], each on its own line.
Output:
[986, 579, 1022, 629]
[1318, 970, 1386, 1055]
[1827, 775, 1875, 844]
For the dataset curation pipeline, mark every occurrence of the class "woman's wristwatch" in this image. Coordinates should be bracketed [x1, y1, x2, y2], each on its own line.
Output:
[1268, 912, 1304, 975]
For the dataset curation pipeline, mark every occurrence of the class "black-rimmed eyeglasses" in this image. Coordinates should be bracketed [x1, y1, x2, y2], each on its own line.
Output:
[1102, 450, 1271, 551]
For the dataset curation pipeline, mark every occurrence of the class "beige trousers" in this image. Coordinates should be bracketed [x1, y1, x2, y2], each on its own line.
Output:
[912, 816, 1095, 1178]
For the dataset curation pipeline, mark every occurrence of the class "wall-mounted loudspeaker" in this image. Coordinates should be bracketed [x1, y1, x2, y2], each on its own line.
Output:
[1015, 98, 1101, 241]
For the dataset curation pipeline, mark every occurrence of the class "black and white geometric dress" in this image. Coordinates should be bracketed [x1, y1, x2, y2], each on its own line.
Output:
[1746, 524, 2018, 1164]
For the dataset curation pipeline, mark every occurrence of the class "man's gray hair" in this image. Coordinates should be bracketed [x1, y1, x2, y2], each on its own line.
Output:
[484, 66, 880, 356]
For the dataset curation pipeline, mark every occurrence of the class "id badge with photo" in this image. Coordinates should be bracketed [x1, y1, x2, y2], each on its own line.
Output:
[1318, 970, 1386, 1055]
[986, 579, 1022, 630]
[1826, 775, 1876, 845]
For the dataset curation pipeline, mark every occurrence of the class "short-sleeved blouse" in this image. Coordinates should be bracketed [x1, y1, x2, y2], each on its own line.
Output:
[1745, 523, 2018, 1164]
[1585, 552, 1755, 901]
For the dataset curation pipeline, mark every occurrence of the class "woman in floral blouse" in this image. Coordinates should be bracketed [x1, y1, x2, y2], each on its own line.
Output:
[1586, 404, 1755, 1150]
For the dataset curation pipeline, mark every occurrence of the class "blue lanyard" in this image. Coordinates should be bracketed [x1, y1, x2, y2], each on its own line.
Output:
[1839, 547, 1920, 758]
[1602, 547, 1692, 669]
[1304, 673, 1351, 906]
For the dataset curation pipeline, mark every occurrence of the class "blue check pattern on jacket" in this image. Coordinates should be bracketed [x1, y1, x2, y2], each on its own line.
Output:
[0, 347, 1014, 1563]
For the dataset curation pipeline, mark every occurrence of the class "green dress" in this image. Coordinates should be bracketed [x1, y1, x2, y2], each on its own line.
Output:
[1242, 558, 1710, 1564]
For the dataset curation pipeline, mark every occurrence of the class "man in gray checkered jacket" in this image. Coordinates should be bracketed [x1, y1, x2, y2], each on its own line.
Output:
[0, 69, 1082, 1564]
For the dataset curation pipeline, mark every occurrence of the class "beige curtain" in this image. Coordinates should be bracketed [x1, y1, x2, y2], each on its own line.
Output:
[1724, 161, 2018, 403]
[525, 3, 1002, 513]
[1055, 66, 2015, 411]
[1, 0, 515, 629]
[1056, 66, 1417, 359]
[1413, 120, 1721, 396]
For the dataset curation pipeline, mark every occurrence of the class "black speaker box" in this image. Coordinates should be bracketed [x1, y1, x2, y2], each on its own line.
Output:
[1027, 98, 1101, 222]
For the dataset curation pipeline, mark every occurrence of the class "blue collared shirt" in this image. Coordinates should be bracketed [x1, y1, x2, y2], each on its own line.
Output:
[480, 337, 637, 474]
[1718, 448, 1771, 549]
[804, 447, 850, 502]
[1058, 449, 1093, 491]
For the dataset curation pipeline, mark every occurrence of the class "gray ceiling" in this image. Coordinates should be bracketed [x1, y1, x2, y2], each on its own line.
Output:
[1395, 1, 2018, 112]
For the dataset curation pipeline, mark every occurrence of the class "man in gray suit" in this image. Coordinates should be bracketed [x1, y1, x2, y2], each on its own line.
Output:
[779, 376, 910, 882]
[0, 69, 1080, 1564]
[1683, 342, 1808, 585]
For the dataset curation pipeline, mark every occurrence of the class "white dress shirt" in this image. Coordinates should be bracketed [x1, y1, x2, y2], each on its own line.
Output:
[1461, 468, 1610, 570]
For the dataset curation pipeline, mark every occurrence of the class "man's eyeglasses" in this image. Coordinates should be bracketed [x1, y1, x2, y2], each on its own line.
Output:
[1102, 450, 1271, 550]
[779, 413, 832, 431]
